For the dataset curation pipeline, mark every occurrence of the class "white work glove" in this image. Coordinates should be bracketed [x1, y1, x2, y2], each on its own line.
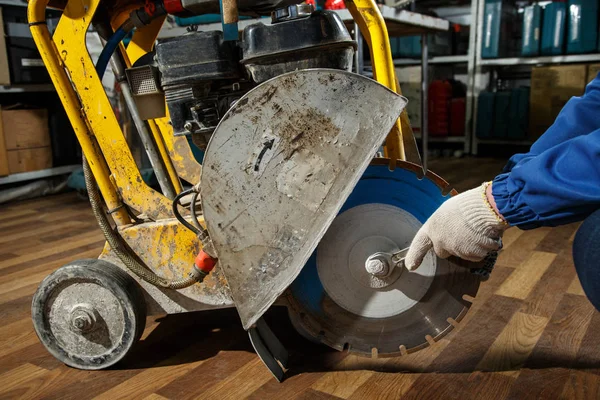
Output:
[405, 182, 508, 271]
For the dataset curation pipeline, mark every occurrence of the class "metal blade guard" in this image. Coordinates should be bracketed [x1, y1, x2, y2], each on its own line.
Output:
[201, 69, 407, 329]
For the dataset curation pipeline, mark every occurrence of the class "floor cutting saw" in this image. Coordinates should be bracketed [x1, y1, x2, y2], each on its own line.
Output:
[28, 0, 487, 380]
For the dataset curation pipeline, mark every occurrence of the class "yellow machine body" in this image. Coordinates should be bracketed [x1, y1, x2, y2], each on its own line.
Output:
[27, 0, 413, 315]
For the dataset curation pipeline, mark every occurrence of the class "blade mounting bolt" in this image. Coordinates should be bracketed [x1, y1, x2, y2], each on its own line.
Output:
[365, 258, 389, 277]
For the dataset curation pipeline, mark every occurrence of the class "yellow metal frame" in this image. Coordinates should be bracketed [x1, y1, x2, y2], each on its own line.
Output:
[27, 0, 414, 291]
[345, 0, 408, 169]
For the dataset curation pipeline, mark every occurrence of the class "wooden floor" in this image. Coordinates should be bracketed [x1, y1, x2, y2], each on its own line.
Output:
[1, 157, 599, 399]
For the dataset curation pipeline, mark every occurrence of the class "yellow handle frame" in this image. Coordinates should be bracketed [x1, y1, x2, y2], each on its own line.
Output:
[345, 0, 406, 170]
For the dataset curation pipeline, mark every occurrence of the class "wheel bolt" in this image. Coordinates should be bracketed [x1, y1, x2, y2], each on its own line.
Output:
[69, 304, 97, 333]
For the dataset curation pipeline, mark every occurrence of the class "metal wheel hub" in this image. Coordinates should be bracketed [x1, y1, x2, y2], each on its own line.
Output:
[69, 304, 98, 333]
[32, 260, 146, 370]
[49, 282, 125, 357]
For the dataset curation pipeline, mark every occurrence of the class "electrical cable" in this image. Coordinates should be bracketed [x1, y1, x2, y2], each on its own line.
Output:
[172, 189, 201, 235]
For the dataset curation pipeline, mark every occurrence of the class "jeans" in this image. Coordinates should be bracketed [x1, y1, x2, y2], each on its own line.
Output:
[573, 208, 600, 311]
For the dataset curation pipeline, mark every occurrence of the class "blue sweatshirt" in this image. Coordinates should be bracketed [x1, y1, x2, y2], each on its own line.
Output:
[492, 73, 600, 230]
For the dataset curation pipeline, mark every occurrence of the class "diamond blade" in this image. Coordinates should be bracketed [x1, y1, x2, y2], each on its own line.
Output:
[286, 160, 480, 356]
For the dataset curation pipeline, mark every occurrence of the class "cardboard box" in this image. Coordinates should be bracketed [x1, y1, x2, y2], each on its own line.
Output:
[0, 108, 52, 175]
[400, 82, 422, 134]
[529, 64, 587, 139]
[0, 114, 7, 176]
[7, 147, 52, 174]
[587, 63, 600, 82]
[2, 108, 50, 149]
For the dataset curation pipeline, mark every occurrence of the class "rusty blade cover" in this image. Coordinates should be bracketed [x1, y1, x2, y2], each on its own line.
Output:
[200, 69, 407, 329]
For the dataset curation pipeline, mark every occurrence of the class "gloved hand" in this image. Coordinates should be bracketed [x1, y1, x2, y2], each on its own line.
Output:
[405, 182, 509, 271]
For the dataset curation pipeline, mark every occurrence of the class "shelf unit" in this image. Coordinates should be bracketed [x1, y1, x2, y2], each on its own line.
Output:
[470, 0, 600, 155]
[0, 165, 80, 185]
[414, 135, 466, 143]
[479, 53, 600, 66]
[475, 139, 534, 146]
[393, 54, 469, 66]
[0, 84, 55, 93]
[364, 54, 469, 67]
[0, 0, 27, 7]
[389, 1, 478, 158]
[0, 2, 65, 187]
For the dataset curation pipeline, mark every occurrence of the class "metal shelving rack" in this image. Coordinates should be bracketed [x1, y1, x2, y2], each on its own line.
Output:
[0, 84, 55, 93]
[0, 0, 67, 186]
[391, 54, 469, 66]
[470, 0, 600, 155]
[345, 7, 449, 170]
[0, 165, 80, 185]
[479, 53, 600, 66]
[374, 1, 478, 157]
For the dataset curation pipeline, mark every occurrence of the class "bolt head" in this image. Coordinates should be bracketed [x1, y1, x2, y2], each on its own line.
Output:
[365, 258, 388, 276]
[73, 316, 89, 329]
[69, 304, 97, 333]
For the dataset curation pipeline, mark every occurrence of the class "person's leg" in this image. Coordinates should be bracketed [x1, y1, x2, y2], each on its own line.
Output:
[573, 208, 600, 311]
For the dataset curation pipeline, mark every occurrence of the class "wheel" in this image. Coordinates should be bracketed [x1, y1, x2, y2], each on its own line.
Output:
[31, 259, 147, 370]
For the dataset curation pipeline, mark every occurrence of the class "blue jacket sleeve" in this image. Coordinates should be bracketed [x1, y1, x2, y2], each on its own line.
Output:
[492, 128, 600, 229]
[502, 72, 600, 173]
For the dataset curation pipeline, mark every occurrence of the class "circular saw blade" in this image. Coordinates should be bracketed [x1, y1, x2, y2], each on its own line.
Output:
[285, 160, 480, 357]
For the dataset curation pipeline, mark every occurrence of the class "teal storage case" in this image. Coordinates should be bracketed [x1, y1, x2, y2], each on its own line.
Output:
[541, 2, 567, 55]
[390, 37, 401, 58]
[481, 0, 502, 58]
[398, 36, 421, 58]
[507, 87, 530, 139]
[492, 92, 510, 138]
[522, 4, 542, 56]
[476, 92, 496, 138]
[567, 0, 599, 54]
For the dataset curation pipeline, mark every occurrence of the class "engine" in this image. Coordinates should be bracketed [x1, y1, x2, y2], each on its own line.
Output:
[152, 5, 356, 150]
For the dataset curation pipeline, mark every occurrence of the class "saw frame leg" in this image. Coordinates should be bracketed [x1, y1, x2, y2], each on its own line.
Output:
[345, 0, 406, 168]
[248, 318, 289, 382]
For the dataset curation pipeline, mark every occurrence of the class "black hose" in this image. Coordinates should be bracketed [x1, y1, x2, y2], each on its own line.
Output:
[95, 23, 130, 80]
[172, 189, 201, 235]
[190, 191, 203, 232]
